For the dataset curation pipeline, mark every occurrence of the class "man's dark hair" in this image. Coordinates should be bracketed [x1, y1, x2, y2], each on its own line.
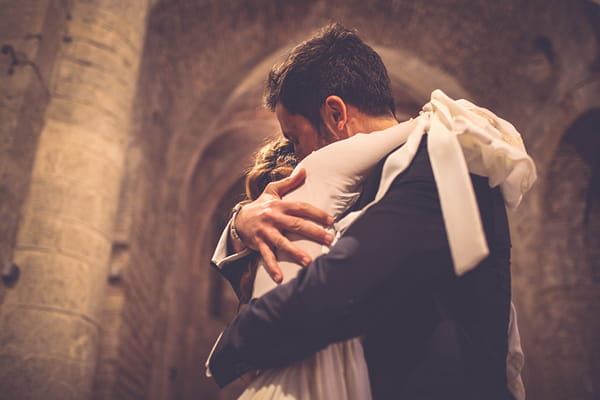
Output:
[265, 23, 396, 134]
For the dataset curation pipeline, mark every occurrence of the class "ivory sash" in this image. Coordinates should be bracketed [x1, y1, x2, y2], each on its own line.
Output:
[336, 89, 537, 275]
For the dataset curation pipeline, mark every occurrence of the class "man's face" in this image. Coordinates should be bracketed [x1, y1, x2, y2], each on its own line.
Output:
[275, 103, 333, 159]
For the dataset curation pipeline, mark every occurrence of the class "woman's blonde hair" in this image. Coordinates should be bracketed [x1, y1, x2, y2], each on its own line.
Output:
[245, 137, 298, 201]
[238, 138, 298, 304]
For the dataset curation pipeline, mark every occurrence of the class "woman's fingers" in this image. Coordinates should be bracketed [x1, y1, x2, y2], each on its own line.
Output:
[266, 168, 306, 196]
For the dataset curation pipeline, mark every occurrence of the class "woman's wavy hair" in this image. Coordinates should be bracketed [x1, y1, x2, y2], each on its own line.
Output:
[245, 138, 298, 201]
[238, 138, 298, 304]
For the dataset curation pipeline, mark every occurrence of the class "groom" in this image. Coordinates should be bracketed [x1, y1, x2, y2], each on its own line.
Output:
[208, 24, 514, 399]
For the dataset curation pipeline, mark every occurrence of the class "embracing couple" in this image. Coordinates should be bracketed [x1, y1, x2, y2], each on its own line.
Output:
[206, 23, 535, 400]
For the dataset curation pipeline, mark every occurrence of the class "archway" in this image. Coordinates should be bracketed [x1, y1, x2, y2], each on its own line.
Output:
[525, 109, 600, 399]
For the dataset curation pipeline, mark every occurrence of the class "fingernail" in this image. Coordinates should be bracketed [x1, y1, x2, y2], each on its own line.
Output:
[302, 257, 311, 266]
[274, 274, 282, 282]
[325, 233, 334, 244]
[327, 216, 334, 225]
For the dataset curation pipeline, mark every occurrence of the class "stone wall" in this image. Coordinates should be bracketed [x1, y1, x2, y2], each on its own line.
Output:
[0, 0, 151, 399]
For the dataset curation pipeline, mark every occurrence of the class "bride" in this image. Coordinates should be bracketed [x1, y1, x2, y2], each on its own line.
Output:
[236, 136, 374, 399]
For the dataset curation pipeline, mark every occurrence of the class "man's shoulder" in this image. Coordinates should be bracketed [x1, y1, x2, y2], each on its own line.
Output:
[356, 135, 432, 208]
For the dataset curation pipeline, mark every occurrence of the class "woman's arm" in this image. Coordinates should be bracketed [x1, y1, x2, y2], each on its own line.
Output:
[208, 144, 454, 387]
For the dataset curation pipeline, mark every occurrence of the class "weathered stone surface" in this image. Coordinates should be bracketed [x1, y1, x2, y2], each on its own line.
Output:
[0, 0, 150, 399]
[0, 0, 70, 304]
[0, 354, 94, 400]
[6, 250, 105, 317]
[0, 306, 99, 363]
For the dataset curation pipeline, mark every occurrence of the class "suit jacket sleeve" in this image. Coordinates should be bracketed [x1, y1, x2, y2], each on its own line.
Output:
[208, 145, 455, 387]
[211, 218, 255, 299]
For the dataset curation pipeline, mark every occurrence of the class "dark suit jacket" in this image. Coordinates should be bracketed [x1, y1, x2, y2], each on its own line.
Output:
[209, 135, 514, 400]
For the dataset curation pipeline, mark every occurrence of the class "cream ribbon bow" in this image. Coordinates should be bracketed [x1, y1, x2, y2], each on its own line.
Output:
[425, 89, 537, 274]
[337, 89, 537, 276]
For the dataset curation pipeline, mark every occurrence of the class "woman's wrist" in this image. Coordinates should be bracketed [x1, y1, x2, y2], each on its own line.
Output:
[229, 202, 247, 252]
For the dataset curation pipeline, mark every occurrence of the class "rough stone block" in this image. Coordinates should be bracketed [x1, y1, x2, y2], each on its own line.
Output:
[52, 78, 128, 125]
[0, 1, 48, 40]
[0, 305, 99, 365]
[0, 352, 94, 400]
[61, 39, 135, 82]
[23, 178, 115, 236]
[7, 249, 106, 319]
[31, 129, 123, 195]
[15, 210, 112, 266]
[45, 96, 124, 135]
[55, 57, 133, 105]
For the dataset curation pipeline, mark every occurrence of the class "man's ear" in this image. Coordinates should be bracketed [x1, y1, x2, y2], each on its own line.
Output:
[320, 95, 349, 139]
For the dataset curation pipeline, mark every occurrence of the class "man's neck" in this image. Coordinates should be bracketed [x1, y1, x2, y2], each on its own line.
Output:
[346, 115, 399, 137]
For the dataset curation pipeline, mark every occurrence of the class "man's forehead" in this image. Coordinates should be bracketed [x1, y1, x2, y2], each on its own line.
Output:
[275, 103, 298, 134]
[275, 103, 311, 128]
[274, 103, 290, 121]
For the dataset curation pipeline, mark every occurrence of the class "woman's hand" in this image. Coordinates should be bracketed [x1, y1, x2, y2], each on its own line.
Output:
[234, 168, 334, 283]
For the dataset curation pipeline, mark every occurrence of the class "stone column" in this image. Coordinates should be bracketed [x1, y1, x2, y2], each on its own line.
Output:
[0, 0, 68, 302]
[0, 0, 150, 399]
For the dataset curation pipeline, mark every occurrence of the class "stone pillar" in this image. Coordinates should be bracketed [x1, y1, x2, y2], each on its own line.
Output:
[0, 0, 68, 304]
[0, 0, 150, 399]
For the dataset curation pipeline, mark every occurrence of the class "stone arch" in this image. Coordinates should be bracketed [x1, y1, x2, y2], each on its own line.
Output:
[522, 108, 600, 399]
[530, 80, 600, 176]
